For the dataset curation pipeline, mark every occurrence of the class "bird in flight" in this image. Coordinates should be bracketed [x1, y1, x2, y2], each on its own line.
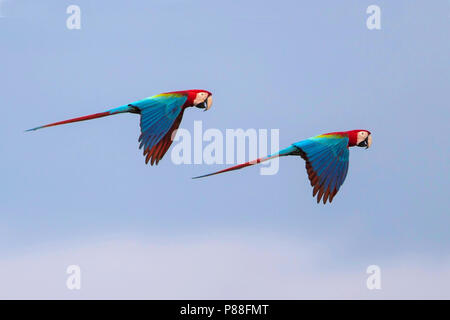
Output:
[193, 130, 372, 204]
[27, 89, 213, 165]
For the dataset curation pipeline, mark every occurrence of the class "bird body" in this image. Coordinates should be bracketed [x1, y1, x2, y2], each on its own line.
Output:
[27, 89, 213, 165]
[193, 130, 372, 204]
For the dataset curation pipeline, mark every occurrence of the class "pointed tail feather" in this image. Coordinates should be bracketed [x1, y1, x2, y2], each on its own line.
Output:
[25, 105, 133, 132]
[192, 145, 298, 179]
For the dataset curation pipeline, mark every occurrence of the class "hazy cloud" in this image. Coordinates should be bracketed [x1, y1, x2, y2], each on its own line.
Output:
[1, 235, 449, 299]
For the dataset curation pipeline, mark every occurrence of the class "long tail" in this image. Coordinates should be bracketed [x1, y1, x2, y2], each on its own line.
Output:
[25, 105, 134, 132]
[192, 145, 298, 179]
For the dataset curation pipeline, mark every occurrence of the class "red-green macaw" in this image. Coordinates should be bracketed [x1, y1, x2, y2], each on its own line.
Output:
[194, 130, 372, 204]
[27, 89, 213, 165]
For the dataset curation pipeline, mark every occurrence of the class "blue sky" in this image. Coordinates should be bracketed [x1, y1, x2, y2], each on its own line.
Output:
[0, 0, 449, 298]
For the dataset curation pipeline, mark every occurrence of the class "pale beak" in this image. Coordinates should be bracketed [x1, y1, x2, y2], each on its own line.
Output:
[194, 95, 213, 111]
[357, 134, 372, 149]
[367, 134, 372, 148]
[205, 95, 213, 111]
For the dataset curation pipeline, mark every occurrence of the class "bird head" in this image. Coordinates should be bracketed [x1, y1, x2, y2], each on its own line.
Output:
[186, 89, 213, 111]
[348, 130, 372, 148]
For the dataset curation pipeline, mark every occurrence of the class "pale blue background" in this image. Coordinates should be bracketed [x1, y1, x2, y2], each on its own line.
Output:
[0, 0, 449, 298]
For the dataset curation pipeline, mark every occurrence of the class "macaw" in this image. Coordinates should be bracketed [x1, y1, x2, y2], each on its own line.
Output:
[193, 130, 372, 204]
[26, 89, 213, 165]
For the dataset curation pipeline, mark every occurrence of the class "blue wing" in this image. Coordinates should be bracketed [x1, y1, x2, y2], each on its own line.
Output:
[293, 135, 349, 204]
[130, 93, 188, 165]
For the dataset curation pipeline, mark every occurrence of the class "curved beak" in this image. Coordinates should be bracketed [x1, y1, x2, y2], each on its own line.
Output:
[195, 95, 213, 111]
[205, 95, 213, 111]
[367, 134, 372, 148]
[357, 134, 372, 149]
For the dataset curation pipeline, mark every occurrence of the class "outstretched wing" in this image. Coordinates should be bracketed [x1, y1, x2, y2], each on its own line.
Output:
[130, 93, 188, 165]
[293, 134, 350, 204]
[142, 109, 186, 165]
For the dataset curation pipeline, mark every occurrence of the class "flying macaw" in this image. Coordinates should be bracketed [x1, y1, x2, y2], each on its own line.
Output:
[27, 89, 213, 165]
[193, 130, 372, 204]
